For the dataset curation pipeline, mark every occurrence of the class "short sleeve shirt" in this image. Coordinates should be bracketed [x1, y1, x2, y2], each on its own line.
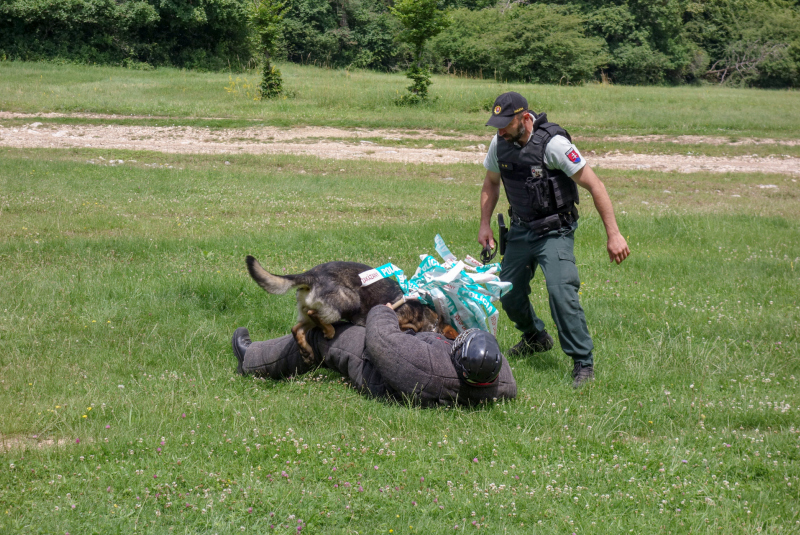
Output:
[483, 133, 586, 177]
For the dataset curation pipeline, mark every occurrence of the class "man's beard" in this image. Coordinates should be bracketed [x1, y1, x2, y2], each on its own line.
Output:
[509, 124, 526, 144]
[505, 118, 527, 144]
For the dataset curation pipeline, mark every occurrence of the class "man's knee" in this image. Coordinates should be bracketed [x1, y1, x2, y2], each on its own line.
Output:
[547, 282, 582, 310]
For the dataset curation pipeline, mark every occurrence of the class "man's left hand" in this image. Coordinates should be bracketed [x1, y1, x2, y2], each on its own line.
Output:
[607, 233, 630, 264]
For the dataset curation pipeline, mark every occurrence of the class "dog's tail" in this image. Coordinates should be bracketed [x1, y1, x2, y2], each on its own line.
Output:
[246, 255, 306, 294]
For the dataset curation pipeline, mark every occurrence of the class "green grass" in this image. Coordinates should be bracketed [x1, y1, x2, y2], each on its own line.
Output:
[3, 61, 800, 137]
[1, 147, 798, 533]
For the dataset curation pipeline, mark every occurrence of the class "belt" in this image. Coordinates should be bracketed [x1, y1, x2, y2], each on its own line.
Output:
[511, 211, 575, 235]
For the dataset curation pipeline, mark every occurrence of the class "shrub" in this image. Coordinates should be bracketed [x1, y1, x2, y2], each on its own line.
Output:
[609, 43, 672, 85]
[432, 5, 607, 84]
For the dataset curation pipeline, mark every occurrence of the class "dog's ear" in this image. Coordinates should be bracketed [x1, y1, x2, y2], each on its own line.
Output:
[434, 312, 458, 339]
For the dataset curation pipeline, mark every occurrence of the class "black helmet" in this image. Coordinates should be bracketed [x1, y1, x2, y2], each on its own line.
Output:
[450, 329, 503, 386]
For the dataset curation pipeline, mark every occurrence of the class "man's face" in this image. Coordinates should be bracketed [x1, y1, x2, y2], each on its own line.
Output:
[498, 112, 527, 144]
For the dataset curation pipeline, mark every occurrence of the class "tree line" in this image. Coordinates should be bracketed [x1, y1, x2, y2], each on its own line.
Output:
[1, 0, 798, 88]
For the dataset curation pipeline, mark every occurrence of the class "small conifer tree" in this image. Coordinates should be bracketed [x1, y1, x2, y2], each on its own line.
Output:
[391, 0, 449, 104]
[251, 0, 286, 99]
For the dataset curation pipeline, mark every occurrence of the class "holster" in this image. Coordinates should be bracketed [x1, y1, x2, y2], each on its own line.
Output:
[525, 177, 552, 214]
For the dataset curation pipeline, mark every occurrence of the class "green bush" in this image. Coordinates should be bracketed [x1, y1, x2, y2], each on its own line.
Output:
[260, 61, 283, 97]
[432, 5, 607, 84]
[609, 43, 672, 85]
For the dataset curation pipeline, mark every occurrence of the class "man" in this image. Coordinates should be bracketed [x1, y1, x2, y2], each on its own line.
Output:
[478, 92, 629, 388]
[231, 304, 516, 406]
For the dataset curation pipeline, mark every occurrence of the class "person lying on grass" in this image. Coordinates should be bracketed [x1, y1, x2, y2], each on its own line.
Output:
[231, 304, 516, 407]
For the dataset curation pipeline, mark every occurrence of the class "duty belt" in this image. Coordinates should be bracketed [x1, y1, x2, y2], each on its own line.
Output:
[511, 211, 575, 236]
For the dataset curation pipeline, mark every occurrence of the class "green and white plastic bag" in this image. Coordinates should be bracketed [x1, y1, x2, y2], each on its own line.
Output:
[358, 235, 512, 335]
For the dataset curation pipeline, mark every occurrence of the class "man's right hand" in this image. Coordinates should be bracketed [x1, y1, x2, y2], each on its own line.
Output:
[478, 223, 495, 250]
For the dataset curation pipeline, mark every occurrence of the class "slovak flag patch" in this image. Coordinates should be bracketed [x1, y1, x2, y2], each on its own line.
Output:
[566, 148, 581, 163]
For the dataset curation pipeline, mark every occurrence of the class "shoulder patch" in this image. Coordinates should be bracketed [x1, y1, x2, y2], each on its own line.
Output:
[565, 147, 581, 164]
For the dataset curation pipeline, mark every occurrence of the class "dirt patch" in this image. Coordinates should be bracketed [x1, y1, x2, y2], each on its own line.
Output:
[4, 112, 799, 145]
[1, 434, 75, 451]
[0, 111, 199, 121]
[0, 121, 488, 164]
[0, 111, 486, 141]
[587, 150, 799, 175]
[2, 117, 799, 174]
[591, 134, 800, 147]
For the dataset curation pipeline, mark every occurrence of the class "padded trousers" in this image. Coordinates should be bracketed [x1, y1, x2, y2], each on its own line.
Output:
[241, 324, 389, 398]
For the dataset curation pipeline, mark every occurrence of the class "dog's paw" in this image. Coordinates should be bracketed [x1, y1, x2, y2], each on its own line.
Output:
[295, 340, 317, 366]
[300, 351, 316, 366]
[292, 325, 317, 364]
[322, 323, 336, 339]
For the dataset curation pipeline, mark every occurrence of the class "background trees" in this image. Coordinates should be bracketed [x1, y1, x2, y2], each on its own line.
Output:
[0, 0, 251, 69]
[432, 5, 607, 84]
[1, 0, 798, 88]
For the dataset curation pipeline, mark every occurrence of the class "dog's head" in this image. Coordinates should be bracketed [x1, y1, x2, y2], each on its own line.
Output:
[396, 300, 458, 339]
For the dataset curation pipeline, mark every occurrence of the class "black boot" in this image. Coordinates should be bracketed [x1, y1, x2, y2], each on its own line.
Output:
[232, 327, 252, 376]
[507, 330, 554, 357]
[571, 362, 594, 388]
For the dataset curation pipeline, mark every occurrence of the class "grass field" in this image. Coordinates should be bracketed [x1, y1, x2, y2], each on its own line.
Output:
[2, 61, 800, 138]
[1, 146, 798, 533]
[1, 62, 799, 534]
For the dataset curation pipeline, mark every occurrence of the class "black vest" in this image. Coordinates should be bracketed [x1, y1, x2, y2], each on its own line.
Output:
[495, 113, 579, 222]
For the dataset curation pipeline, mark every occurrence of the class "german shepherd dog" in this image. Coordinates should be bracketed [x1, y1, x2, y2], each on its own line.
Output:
[246, 256, 453, 363]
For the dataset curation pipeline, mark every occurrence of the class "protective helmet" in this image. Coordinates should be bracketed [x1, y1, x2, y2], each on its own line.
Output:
[450, 329, 503, 386]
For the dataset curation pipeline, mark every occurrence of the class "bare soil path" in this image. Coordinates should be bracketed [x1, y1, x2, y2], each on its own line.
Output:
[2, 113, 799, 175]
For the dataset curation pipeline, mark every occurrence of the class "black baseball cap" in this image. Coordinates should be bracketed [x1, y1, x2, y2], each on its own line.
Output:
[485, 92, 528, 128]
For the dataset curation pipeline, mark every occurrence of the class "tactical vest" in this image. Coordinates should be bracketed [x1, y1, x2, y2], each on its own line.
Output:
[495, 113, 580, 222]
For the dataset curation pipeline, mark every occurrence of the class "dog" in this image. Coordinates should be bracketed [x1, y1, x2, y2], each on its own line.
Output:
[246, 256, 455, 363]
